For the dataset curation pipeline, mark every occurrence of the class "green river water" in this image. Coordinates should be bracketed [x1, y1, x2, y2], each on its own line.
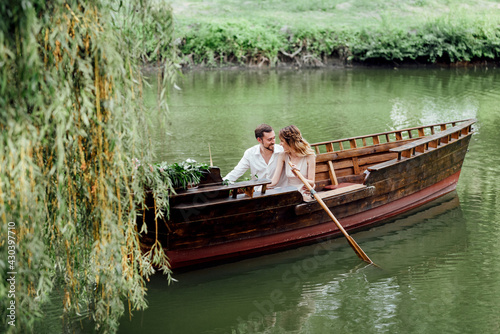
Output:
[119, 67, 500, 334]
[44, 67, 500, 334]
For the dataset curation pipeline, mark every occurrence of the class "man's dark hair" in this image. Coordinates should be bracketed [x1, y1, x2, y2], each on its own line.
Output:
[255, 124, 273, 139]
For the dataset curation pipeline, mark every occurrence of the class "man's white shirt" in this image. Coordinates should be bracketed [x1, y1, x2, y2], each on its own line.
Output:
[224, 144, 287, 187]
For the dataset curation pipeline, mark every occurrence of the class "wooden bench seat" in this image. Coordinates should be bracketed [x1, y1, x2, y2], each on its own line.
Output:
[295, 184, 374, 215]
[172, 179, 271, 199]
[172, 186, 298, 211]
[318, 183, 366, 198]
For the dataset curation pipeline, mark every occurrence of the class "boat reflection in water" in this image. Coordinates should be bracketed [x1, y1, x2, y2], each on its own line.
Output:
[122, 192, 465, 334]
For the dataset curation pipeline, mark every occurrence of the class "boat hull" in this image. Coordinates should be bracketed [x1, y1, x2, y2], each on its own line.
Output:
[165, 171, 460, 269]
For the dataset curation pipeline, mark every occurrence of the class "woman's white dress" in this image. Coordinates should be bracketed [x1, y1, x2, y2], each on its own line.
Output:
[284, 154, 313, 201]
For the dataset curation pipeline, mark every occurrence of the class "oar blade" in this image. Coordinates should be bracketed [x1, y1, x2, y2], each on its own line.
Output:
[346, 235, 373, 265]
[288, 160, 377, 267]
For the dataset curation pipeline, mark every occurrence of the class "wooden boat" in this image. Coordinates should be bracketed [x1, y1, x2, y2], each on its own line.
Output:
[140, 119, 476, 270]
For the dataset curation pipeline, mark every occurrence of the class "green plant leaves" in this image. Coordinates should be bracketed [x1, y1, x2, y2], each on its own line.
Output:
[0, 1, 181, 333]
[175, 10, 500, 67]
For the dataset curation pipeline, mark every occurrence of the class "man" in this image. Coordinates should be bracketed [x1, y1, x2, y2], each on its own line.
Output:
[224, 124, 287, 188]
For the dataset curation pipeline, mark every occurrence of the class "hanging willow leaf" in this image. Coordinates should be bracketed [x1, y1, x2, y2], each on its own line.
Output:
[0, 0, 183, 333]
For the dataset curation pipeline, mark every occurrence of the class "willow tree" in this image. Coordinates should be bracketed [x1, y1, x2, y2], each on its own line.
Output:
[0, 0, 180, 332]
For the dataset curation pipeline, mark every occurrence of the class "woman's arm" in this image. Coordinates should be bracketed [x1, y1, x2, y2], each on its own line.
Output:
[269, 152, 285, 188]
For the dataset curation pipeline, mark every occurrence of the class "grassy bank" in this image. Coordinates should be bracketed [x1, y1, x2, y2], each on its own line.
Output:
[165, 0, 500, 67]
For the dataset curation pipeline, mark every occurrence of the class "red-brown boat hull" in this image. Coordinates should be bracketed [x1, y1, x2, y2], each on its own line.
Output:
[166, 171, 460, 269]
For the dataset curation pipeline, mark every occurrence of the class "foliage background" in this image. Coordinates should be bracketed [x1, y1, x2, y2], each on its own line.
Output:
[165, 0, 500, 67]
[0, 0, 182, 332]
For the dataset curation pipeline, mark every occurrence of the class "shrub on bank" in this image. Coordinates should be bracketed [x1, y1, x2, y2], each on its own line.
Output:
[179, 20, 286, 66]
[351, 16, 500, 64]
[173, 14, 500, 67]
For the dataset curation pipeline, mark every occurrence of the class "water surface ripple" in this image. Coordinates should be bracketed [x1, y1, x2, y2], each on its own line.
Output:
[116, 67, 500, 334]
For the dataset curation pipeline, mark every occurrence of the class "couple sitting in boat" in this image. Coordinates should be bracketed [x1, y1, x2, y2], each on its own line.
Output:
[224, 123, 316, 201]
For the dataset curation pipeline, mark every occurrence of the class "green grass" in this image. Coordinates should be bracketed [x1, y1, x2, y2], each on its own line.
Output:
[169, 0, 499, 27]
[162, 0, 500, 66]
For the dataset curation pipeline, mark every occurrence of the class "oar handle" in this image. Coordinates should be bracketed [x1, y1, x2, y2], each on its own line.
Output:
[288, 161, 375, 265]
[289, 162, 314, 191]
[288, 161, 346, 235]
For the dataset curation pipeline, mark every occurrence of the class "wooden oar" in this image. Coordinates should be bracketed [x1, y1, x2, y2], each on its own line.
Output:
[288, 161, 375, 265]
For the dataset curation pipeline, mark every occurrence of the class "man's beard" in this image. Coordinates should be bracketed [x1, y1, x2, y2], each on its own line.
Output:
[263, 143, 274, 152]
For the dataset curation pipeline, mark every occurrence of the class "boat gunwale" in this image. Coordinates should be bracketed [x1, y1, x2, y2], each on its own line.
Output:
[311, 118, 475, 151]
[368, 131, 474, 172]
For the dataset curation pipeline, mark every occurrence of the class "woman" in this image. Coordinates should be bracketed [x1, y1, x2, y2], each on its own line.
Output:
[269, 125, 316, 201]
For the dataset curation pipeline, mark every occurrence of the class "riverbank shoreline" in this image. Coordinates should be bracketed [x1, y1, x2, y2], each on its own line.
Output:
[141, 57, 499, 74]
[157, 0, 500, 71]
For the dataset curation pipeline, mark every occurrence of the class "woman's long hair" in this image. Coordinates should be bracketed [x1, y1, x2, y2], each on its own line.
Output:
[279, 125, 315, 157]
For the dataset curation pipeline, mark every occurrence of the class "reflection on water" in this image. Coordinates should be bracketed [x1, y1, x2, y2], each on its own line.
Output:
[119, 193, 470, 334]
[120, 67, 500, 334]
